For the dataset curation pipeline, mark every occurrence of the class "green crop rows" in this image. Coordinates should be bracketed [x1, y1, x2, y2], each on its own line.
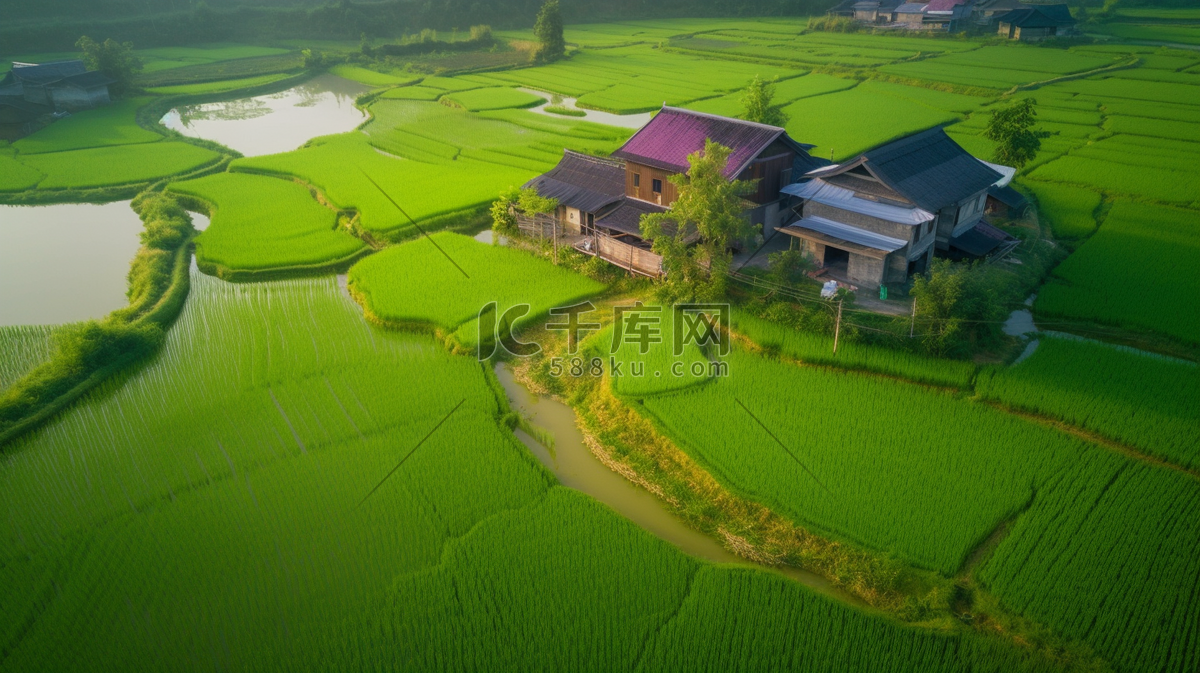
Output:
[168, 172, 366, 275]
[16, 142, 221, 189]
[12, 98, 162, 154]
[443, 86, 546, 111]
[0, 325, 57, 389]
[1036, 202, 1200, 343]
[977, 337, 1200, 470]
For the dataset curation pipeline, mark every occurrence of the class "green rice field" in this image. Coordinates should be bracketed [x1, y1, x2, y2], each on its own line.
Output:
[168, 172, 367, 274]
[3, 17, 1200, 673]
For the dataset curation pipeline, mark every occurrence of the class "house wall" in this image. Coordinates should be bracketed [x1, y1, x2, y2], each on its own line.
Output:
[1015, 26, 1056, 41]
[802, 200, 937, 263]
[934, 188, 989, 250]
[50, 86, 110, 111]
[739, 150, 795, 204]
[848, 253, 885, 287]
[897, 12, 925, 27]
[625, 161, 679, 206]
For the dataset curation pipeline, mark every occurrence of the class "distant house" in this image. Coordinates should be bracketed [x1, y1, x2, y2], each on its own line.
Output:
[995, 4, 1075, 40]
[970, 0, 1027, 25]
[524, 106, 822, 276]
[777, 127, 1012, 289]
[0, 60, 115, 111]
[852, 1, 902, 24]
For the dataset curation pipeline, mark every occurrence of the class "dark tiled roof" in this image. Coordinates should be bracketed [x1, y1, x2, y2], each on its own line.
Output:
[988, 184, 1028, 209]
[10, 60, 88, 85]
[950, 220, 1014, 257]
[996, 5, 1074, 27]
[613, 106, 815, 180]
[524, 150, 625, 213]
[854, 127, 1002, 211]
[596, 198, 670, 237]
[59, 70, 117, 89]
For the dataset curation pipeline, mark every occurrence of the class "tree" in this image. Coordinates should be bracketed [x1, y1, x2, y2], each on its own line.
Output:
[910, 259, 1006, 357]
[490, 187, 521, 238]
[640, 139, 754, 303]
[76, 36, 142, 96]
[533, 0, 565, 63]
[984, 97, 1048, 169]
[740, 75, 789, 127]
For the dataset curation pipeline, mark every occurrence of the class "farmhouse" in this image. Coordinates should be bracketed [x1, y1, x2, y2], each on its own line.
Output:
[832, 0, 975, 31]
[995, 4, 1076, 41]
[525, 106, 822, 276]
[777, 127, 1013, 289]
[0, 60, 115, 111]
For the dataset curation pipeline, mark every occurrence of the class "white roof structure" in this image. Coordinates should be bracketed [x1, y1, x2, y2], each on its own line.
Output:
[782, 179, 935, 225]
[980, 160, 1016, 188]
[792, 216, 908, 252]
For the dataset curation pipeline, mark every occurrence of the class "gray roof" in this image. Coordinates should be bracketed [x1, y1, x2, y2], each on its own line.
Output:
[59, 70, 116, 89]
[596, 198, 669, 237]
[807, 127, 1002, 212]
[949, 220, 1014, 256]
[524, 150, 625, 214]
[988, 184, 1028, 209]
[996, 4, 1075, 27]
[793, 215, 908, 253]
[10, 60, 88, 85]
[895, 3, 929, 13]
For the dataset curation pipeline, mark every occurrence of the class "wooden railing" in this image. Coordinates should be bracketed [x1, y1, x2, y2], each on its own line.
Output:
[577, 233, 664, 277]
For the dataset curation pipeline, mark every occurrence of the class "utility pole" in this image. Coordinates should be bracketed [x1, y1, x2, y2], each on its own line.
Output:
[832, 298, 843, 355]
[910, 298, 917, 338]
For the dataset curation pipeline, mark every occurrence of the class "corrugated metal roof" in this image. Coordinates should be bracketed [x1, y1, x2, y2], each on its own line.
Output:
[10, 60, 88, 85]
[923, 0, 967, 11]
[59, 70, 116, 89]
[524, 150, 625, 214]
[851, 127, 1002, 212]
[980, 160, 1016, 187]
[950, 220, 1015, 256]
[895, 3, 929, 12]
[793, 215, 908, 253]
[612, 106, 812, 180]
[783, 179, 934, 224]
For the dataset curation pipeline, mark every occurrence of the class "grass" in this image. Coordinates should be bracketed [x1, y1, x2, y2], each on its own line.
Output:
[348, 231, 605, 347]
[11, 98, 162, 154]
[145, 73, 293, 95]
[379, 85, 445, 100]
[977, 336, 1200, 470]
[327, 64, 417, 87]
[0, 325, 58, 390]
[0, 154, 43, 191]
[168, 172, 366, 275]
[779, 86, 961, 161]
[641, 348, 1087, 575]
[15, 142, 222, 189]
[234, 100, 628, 235]
[731, 309, 977, 388]
[1036, 202, 1200, 344]
[1023, 181, 1100, 239]
[442, 87, 546, 112]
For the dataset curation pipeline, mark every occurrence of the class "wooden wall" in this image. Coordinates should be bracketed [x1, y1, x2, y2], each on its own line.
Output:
[625, 161, 679, 206]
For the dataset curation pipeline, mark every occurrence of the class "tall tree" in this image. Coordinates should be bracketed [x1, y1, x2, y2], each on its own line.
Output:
[740, 75, 789, 127]
[76, 36, 142, 96]
[533, 0, 565, 63]
[984, 97, 1047, 169]
[640, 139, 754, 303]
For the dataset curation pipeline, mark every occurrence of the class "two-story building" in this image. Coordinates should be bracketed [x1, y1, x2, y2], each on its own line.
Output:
[525, 105, 823, 275]
[777, 127, 1009, 289]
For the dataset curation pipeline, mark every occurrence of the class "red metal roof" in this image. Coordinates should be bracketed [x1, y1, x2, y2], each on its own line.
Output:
[611, 106, 792, 180]
[923, 0, 967, 11]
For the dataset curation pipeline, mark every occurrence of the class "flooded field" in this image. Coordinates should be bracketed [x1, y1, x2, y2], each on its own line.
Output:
[160, 73, 368, 156]
[0, 201, 144, 326]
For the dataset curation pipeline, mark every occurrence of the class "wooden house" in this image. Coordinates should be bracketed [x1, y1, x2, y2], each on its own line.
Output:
[995, 4, 1075, 40]
[778, 127, 1011, 290]
[525, 106, 821, 276]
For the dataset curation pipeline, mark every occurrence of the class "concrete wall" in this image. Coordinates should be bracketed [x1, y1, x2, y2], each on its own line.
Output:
[848, 253, 885, 287]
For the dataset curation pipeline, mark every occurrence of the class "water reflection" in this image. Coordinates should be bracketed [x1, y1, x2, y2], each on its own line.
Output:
[0, 202, 144, 326]
[160, 73, 369, 157]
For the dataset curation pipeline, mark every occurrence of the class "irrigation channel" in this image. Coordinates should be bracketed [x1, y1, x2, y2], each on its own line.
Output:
[493, 362, 857, 603]
[160, 73, 369, 157]
[0, 202, 204, 326]
[517, 87, 654, 129]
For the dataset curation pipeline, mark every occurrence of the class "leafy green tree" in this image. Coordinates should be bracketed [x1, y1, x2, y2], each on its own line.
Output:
[910, 259, 965, 357]
[533, 0, 566, 63]
[984, 97, 1048, 169]
[767, 248, 814, 288]
[76, 36, 142, 96]
[740, 76, 789, 127]
[640, 139, 754, 303]
[490, 187, 521, 238]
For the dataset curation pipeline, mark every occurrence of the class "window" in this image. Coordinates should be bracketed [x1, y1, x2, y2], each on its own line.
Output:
[632, 173, 640, 188]
[652, 178, 663, 194]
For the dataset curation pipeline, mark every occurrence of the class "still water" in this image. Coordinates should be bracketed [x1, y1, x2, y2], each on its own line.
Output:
[160, 73, 369, 157]
[517, 87, 654, 129]
[494, 362, 852, 600]
[0, 202, 144, 326]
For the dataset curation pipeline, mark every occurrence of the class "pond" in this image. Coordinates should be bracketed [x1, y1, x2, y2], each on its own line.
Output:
[0, 201, 144, 327]
[160, 73, 369, 157]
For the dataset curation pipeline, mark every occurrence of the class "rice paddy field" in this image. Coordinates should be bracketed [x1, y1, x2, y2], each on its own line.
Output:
[3, 15, 1200, 673]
